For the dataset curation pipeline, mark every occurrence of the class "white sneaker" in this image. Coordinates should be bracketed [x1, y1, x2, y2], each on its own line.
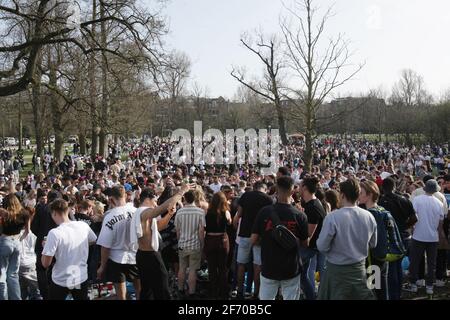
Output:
[434, 280, 446, 287]
[426, 286, 434, 295]
[416, 279, 426, 287]
[403, 283, 418, 293]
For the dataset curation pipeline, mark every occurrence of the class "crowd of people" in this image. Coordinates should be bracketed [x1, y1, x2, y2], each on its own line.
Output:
[0, 136, 449, 300]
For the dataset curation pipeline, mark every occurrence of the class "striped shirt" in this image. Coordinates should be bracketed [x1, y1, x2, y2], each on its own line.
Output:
[174, 204, 206, 250]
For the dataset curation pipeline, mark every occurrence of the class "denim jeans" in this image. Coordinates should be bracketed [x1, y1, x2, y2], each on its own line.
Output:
[308, 251, 326, 292]
[260, 274, 300, 300]
[299, 247, 319, 300]
[19, 266, 42, 300]
[388, 259, 402, 300]
[0, 235, 21, 300]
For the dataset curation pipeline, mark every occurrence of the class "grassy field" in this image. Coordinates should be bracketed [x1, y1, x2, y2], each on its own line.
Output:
[17, 143, 74, 178]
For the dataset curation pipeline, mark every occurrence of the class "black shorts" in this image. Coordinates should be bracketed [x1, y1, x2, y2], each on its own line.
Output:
[161, 246, 179, 266]
[105, 259, 139, 284]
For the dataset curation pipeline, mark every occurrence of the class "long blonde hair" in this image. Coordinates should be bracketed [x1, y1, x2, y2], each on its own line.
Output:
[4, 194, 22, 213]
[194, 187, 206, 204]
[2, 194, 23, 220]
[92, 201, 105, 223]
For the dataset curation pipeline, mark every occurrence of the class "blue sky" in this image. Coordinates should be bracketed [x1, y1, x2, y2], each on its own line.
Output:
[163, 0, 450, 100]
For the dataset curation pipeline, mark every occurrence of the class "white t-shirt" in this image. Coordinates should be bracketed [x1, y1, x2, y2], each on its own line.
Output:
[411, 188, 448, 217]
[64, 185, 79, 194]
[97, 205, 137, 264]
[42, 221, 97, 288]
[19, 231, 37, 269]
[209, 183, 222, 194]
[412, 195, 445, 242]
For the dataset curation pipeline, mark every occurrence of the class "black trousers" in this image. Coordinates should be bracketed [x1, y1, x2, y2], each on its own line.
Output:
[204, 234, 230, 300]
[49, 280, 88, 300]
[409, 240, 438, 286]
[136, 250, 171, 300]
[35, 254, 49, 300]
[436, 249, 448, 280]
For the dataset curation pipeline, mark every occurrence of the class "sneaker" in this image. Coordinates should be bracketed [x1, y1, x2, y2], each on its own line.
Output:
[416, 279, 426, 287]
[403, 283, 418, 293]
[426, 286, 434, 295]
[230, 290, 238, 298]
[434, 279, 446, 287]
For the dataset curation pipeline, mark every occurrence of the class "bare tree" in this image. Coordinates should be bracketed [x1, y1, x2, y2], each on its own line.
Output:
[280, 0, 364, 171]
[231, 32, 289, 145]
[389, 69, 433, 144]
[98, 0, 109, 157]
[191, 82, 209, 122]
[160, 50, 191, 129]
[439, 88, 450, 104]
[390, 69, 431, 107]
[0, 0, 167, 97]
[367, 88, 387, 141]
[29, 51, 46, 158]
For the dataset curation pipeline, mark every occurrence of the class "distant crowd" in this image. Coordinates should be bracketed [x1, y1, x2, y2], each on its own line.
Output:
[0, 137, 449, 300]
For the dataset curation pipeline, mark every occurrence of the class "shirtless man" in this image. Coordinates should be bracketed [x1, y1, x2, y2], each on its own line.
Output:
[131, 184, 191, 300]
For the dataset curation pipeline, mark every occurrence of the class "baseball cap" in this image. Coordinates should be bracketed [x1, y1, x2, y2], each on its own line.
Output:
[124, 183, 132, 192]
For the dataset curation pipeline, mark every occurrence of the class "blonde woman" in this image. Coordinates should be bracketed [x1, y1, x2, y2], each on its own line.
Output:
[3, 194, 23, 217]
[23, 190, 37, 210]
[193, 187, 209, 213]
[92, 201, 105, 224]
[1, 195, 30, 300]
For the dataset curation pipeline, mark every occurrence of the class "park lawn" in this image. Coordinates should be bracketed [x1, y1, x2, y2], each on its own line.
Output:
[19, 149, 34, 178]
[18, 143, 75, 178]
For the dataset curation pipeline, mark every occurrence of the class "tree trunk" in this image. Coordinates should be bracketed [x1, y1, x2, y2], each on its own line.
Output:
[31, 52, 44, 158]
[48, 52, 64, 163]
[18, 101, 23, 151]
[304, 131, 313, 173]
[99, 130, 107, 158]
[275, 102, 289, 145]
[98, 1, 109, 158]
[47, 134, 52, 155]
[54, 130, 64, 163]
[91, 129, 99, 158]
[79, 133, 86, 155]
[89, 0, 98, 161]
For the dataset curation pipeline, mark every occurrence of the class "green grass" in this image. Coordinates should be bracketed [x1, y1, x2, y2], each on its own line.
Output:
[19, 149, 34, 178]
[18, 143, 75, 178]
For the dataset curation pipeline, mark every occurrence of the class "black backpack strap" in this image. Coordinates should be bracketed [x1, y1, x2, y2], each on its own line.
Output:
[269, 204, 281, 227]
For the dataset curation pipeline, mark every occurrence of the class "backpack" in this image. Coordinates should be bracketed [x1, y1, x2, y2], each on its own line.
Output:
[370, 206, 407, 262]
[269, 207, 299, 252]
